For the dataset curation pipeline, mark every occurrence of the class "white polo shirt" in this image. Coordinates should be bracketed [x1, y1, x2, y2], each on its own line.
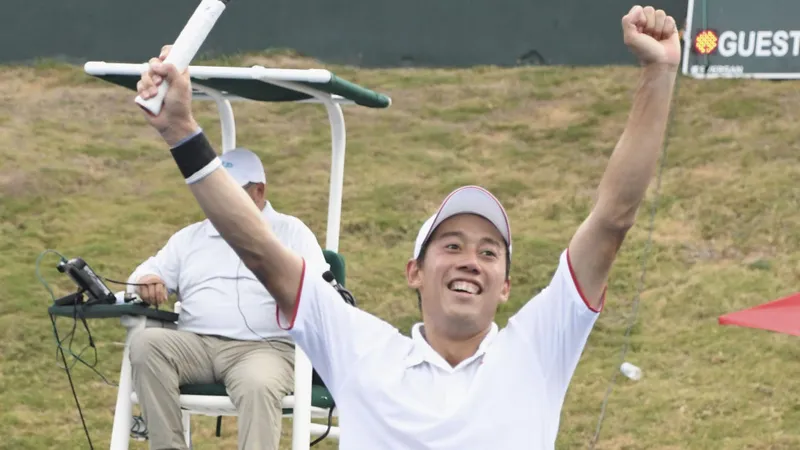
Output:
[129, 202, 329, 341]
[284, 248, 602, 449]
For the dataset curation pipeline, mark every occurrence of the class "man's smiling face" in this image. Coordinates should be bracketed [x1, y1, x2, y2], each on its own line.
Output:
[407, 213, 511, 339]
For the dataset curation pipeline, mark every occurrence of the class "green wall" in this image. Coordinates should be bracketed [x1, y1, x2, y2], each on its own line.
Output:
[2, 0, 686, 67]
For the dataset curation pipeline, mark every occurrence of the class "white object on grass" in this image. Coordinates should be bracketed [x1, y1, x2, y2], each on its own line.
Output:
[620, 362, 642, 381]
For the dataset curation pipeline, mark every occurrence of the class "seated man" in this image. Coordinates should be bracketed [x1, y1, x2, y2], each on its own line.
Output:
[127, 147, 329, 450]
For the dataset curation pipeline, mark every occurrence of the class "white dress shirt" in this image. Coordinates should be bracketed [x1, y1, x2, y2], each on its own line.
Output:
[284, 249, 602, 449]
[128, 202, 329, 341]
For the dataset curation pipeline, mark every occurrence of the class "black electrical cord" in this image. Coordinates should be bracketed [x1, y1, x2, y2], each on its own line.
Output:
[310, 405, 336, 447]
[102, 277, 158, 287]
[50, 311, 95, 449]
[38, 250, 119, 450]
[308, 270, 353, 445]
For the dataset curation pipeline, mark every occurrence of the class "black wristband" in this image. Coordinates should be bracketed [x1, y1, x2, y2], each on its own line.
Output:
[169, 132, 221, 184]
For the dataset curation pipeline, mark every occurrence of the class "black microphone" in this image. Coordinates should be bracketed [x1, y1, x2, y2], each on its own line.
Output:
[322, 271, 337, 285]
[322, 271, 356, 307]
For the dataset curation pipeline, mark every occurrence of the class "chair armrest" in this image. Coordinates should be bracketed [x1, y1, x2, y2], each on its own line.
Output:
[47, 303, 179, 323]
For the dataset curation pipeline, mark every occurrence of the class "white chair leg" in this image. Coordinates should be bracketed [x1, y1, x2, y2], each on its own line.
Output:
[110, 315, 146, 450]
[182, 411, 192, 448]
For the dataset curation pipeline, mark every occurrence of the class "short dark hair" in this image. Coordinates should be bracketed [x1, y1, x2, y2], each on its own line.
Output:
[414, 238, 511, 311]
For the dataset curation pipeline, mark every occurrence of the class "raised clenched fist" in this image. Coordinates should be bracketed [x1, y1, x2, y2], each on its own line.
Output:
[622, 5, 681, 68]
[136, 44, 199, 147]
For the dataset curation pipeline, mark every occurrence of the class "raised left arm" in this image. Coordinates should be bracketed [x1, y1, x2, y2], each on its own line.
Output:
[568, 5, 680, 310]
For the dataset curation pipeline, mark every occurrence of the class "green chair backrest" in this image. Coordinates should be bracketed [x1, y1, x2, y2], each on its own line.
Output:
[322, 249, 346, 287]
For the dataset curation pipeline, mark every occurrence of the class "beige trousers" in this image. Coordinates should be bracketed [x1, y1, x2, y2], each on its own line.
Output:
[129, 327, 295, 450]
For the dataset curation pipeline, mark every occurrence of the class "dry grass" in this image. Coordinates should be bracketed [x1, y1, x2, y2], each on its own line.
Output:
[2, 53, 800, 449]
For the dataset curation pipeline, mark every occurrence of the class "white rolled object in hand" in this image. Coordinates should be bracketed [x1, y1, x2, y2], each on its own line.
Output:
[134, 0, 229, 115]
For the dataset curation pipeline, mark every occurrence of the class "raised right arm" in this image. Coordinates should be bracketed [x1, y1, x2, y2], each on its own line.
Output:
[188, 161, 305, 315]
[134, 47, 429, 394]
[134, 47, 303, 319]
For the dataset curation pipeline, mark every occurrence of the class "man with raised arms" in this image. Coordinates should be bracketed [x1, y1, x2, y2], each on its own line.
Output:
[133, 5, 680, 448]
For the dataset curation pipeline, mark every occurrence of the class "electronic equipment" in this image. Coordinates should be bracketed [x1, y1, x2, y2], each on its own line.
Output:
[53, 257, 117, 306]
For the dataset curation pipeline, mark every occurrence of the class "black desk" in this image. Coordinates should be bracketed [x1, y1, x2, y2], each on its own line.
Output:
[48, 303, 179, 322]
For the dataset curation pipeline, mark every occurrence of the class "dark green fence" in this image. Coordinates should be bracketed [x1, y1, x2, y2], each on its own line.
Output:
[3, 0, 685, 68]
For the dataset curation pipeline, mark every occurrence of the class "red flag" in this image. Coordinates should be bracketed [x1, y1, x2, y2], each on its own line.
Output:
[719, 292, 800, 336]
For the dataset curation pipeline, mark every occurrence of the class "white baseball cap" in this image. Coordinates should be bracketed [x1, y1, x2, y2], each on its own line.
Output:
[412, 185, 512, 259]
[219, 148, 267, 187]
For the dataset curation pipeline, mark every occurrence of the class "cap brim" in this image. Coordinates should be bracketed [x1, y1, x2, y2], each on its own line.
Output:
[414, 186, 511, 258]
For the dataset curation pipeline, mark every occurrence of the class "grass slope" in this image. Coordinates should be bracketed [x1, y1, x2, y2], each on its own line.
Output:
[2, 53, 799, 449]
